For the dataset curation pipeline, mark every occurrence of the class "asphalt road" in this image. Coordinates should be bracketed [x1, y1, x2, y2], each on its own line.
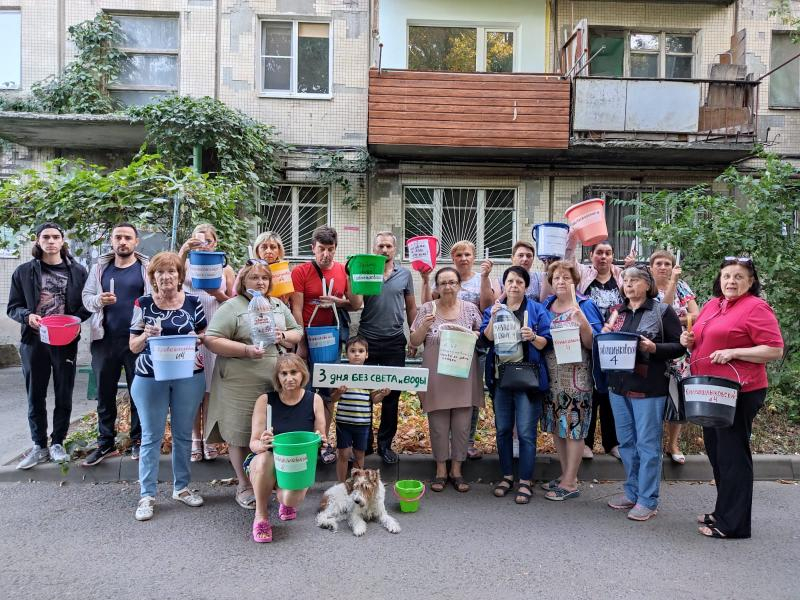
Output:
[1, 480, 797, 600]
[0, 366, 92, 466]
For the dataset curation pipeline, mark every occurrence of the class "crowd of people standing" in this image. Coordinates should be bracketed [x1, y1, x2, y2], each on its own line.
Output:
[6, 220, 784, 542]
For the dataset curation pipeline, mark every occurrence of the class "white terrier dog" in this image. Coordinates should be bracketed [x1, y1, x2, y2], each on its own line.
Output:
[316, 468, 401, 537]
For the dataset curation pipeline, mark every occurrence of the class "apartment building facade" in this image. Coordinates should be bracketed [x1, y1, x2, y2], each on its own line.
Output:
[1, 0, 800, 336]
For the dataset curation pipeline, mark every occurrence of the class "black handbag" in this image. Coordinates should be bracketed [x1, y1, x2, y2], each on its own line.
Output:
[497, 361, 540, 392]
[664, 365, 686, 423]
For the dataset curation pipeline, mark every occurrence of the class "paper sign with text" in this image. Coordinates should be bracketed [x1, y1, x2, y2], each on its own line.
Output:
[312, 364, 429, 392]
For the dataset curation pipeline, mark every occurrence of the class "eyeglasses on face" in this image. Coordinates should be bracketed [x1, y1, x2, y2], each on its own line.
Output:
[437, 281, 460, 287]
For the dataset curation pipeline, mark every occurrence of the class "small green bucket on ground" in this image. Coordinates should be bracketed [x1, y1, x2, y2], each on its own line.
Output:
[346, 254, 386, 295]
[271, 431, 321, 490]
[394, 479, 425, 513]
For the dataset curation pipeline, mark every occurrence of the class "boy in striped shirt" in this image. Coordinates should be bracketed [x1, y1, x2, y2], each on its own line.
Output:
[331, 336, 390, 482]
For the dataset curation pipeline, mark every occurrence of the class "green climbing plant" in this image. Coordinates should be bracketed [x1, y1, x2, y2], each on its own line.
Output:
[311, 148, 374, 210]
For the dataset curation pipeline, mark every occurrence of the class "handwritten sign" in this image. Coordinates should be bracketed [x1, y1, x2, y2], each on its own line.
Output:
[312, 364, 429, 392]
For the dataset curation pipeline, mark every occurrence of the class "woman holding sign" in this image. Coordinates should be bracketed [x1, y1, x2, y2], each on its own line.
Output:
[410, 267, 484, 493]
[680, 257, 782, 539]
[540, 261, 603, 501]
[600, 265, 684, 522]
[481, 266, 551, 505]
[203, 261, 302, 510]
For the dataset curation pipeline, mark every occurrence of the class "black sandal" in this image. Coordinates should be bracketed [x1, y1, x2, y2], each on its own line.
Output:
[514, 482, 533, 505]
[450, 476, 470, 493]
[494, 477, 514, 497]
[698, 526, 727, 539]
[697, 513, 716, 526]
[430, 476, 447, 492]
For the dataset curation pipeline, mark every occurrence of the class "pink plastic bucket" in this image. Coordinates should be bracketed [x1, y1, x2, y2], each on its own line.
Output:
[406, 236, 439, 273]
[564, 198, 608, 246]
[39, 315, 81, 346]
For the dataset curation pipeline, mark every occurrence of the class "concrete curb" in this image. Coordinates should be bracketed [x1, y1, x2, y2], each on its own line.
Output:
[1, 453, 797, 484]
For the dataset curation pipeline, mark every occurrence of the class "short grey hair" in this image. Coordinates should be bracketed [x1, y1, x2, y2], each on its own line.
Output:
[373, 230, 397, 247]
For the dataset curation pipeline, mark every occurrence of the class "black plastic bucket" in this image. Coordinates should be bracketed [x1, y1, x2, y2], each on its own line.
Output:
[681, 375, 740, 428]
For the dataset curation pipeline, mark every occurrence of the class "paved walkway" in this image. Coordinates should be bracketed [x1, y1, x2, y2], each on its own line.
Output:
[0, 480, 797, 599]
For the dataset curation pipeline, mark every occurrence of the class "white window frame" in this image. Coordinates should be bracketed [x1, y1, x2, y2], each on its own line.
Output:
[591, 29, 696, 79]
[107, 13, 181, 98]
[258, 184, 331, 259]
[0, 9, 22, 90]
[406, 21, 519, 73]
[258, 19, 333, 99]
[402, 186, 517, 261]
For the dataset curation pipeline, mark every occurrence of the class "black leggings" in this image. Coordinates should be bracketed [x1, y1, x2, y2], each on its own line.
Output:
[585, 389, 618, 452]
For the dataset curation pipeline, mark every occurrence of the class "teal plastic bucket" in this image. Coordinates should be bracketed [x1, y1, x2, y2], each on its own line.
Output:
[189, 251, 225, 289]
[148, 335, 196, 381]
[272, 431, 322, 490]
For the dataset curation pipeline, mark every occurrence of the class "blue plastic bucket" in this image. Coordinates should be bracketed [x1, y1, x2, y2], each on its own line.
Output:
[307, 326, 340, 364]
[188, 251, 225, 289]
[532, 222, 570, 260]
[596, 332, 639, 373]
[148, 335, 197, 381]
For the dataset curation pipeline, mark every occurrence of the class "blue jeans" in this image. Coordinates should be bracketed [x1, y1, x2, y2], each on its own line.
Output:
[608, 392, 666, 510]
[494, 388, 542, 481]
[131, 373, 205, 498]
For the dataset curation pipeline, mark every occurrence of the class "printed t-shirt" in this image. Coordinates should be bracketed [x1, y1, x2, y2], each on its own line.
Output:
[37, 261, 69, 316]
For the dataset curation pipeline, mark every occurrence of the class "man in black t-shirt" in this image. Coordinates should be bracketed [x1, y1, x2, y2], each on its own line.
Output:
[7, 223, 90, 469]
[81, 223, 150, 466]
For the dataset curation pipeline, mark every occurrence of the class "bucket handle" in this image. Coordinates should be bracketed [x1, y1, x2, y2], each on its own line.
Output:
[688, 357, 742, 384]
[308, 301, 340, 329]
[393, 485, 426, 503]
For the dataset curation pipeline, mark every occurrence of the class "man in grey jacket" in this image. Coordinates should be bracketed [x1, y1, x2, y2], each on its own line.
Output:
[81, 223, 151, 465]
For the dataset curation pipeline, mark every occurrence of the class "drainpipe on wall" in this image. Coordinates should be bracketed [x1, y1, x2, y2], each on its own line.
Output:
[214, 0, 221, 100]
[551, 0, 559, 73]
[57, 0, 65, 73]
[193, 145, 202, 174]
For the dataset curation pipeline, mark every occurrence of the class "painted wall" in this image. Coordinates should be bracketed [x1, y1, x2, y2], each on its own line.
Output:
[378, 0, 548, 72]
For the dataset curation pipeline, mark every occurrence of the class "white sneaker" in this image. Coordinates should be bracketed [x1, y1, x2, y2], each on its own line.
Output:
[582, 446, 594, 460]
[16, 445, 49, 470]
[609, 446, 622, 461]
[135, 496, 155, 521]
[512, 437, 520, 458]
[49, 443, 69, 463]
[172, 488, 204, 507]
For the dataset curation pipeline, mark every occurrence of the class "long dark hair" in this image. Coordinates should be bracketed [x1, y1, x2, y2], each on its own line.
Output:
[31, 222, 71, 261]
[712, 257, 761, 297]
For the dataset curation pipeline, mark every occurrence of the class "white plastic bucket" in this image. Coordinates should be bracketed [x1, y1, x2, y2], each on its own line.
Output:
[437, 326, 477, 379]
[552, 324, 582, 364]
[596, 332, 639, 372]
[532, 222, 570, 260]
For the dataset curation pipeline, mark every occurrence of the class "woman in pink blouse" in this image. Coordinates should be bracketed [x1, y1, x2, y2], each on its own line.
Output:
[681, 257, 783, 539]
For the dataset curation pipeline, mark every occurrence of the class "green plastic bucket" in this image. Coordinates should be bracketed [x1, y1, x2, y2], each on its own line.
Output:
[394, 479, 425, 513]
[271, 431, 321, 490]
[346, 254, 386, 295]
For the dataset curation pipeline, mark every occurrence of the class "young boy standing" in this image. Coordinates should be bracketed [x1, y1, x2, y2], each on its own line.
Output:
[330, 336, 389, 482]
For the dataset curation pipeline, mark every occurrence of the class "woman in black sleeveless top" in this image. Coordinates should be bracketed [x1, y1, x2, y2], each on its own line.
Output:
[243, 354, 326, 543]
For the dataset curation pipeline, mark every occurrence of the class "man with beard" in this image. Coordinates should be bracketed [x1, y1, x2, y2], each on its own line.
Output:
[8, 223, 90, 469]
[357, 231, 417, 464]
[81, 223, 151, 465]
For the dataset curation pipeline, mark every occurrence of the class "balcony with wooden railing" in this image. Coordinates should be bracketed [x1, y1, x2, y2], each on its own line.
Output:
[367, 68, 571, 159]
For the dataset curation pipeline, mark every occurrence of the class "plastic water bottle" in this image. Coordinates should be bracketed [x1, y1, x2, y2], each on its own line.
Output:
[493, 305, 522, 358]
[248, 290, 276, 347]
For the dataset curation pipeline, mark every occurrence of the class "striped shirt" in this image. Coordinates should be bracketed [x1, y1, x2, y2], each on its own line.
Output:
[335, 388, 372, 426]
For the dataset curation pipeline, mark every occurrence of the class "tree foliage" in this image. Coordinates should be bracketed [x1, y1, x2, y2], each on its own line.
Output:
[127, 96, 286, 197]
[0, 153, 253, 264]
[616, 153, 800, 412]
[0, 13, 123, 114]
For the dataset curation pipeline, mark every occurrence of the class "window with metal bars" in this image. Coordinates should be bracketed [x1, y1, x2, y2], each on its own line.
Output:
[403, 187, 516, 261]
[259, 185, 330, 258]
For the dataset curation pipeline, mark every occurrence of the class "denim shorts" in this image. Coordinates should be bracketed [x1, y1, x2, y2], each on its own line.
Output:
[335, 423, 370, 451]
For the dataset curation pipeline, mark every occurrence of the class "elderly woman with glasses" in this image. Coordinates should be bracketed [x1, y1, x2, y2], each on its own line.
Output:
[203, 260, 303, 510]
[681, 257, 783, 539]
[600, 265, 685, 522]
